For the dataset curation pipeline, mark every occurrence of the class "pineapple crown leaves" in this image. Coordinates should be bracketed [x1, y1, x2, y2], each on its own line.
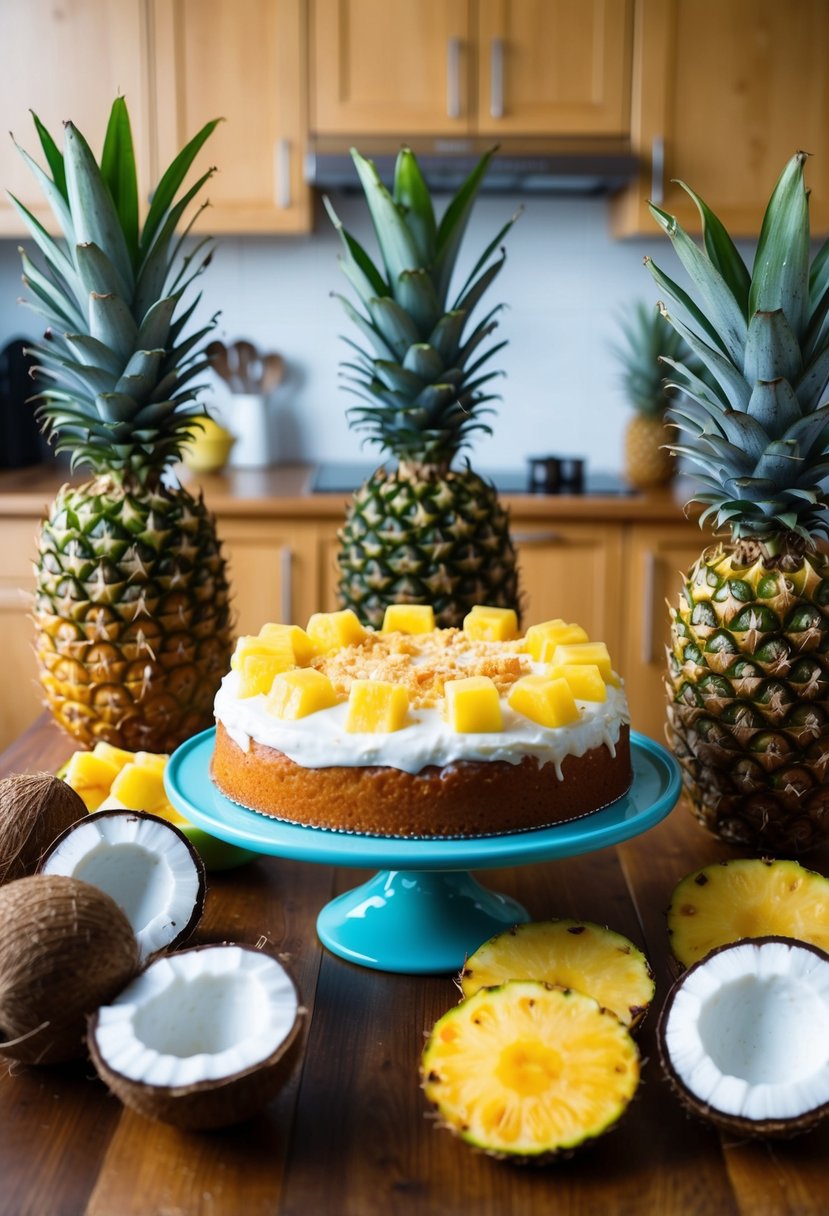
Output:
[610, 300, 701, 417]
[11, 96, 221, 483]
[645, 151, 829, 542]
[325, 146, 518, 465]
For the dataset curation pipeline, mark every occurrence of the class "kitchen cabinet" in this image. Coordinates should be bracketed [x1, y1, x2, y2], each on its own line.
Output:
[613, 0, 829, 236]
[220, 516, 322, 634]
[150, 0, 311, 233]
[310, 0, 632, 137]
[0, 0, 152, 237]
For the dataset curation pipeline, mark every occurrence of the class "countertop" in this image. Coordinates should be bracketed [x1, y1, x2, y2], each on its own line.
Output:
[2, 715, 829, 1216]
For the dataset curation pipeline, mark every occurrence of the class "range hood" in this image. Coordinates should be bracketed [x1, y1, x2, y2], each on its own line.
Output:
[305, 135, 639, 195]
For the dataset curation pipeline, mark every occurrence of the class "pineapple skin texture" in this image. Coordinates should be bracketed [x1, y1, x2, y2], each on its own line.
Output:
[34, 478, 233, 753]
[624, 413, 675, 490]
[337, 465, 521, 630]
[666, 544, 829, 854]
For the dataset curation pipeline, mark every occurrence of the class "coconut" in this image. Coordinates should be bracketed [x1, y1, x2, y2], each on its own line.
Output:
[39, 809, 206, 961]
[0, 773, 87, 885]
[0, 873, 140, 1064]
[88, 943, 305, 1129]
[658, 936, 829, 1138]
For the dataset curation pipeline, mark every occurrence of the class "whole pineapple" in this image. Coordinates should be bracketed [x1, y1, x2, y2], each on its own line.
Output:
[326, 147, 521, 629]
[13, 98, 233, 751]
[646, 151, 829, 854]
[613, 302, 685, 489]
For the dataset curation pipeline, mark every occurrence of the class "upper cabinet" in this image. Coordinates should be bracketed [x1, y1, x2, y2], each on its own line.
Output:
[612, 0, 829, 236]
[310, 0, 633, 138]
[150, 0, 311, 233]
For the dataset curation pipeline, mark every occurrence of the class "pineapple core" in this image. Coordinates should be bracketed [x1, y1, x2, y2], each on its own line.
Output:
[381, 604, 435, 634]
[463, 605, 520, 641]
[524, 619, 589, 663]
[266, 667, 338, 720]
[508, 675, 580, 728]
[306, 609, 367, 653]
[444, 676, 503, 733]
[346, 679, 409, 733]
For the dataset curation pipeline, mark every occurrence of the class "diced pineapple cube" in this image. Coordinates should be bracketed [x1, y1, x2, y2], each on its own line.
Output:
[508, 675, 580, 728]
[444, 676, 503, 733]
[266, 667, 339, 720]
[238, 650, 296, 698]
[110, 760, 168, 815]
[305, 609, 367, 654]
[548, 641, 614, 683]
[230, 634, 292, 670]
[463, 605, 519, 642]
[381, 604, 435, 634]
[524, 619, 589, 662]
[63, 750, 121, 812]
[345, 679, 410, 733]
[91, 740, 136, 772]
[548, 663, 607, 702]
[257, 621, 316, 665]
[133, 751, 170, 774]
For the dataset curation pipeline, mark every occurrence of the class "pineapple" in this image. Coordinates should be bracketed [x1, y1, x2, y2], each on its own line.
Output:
[508, 675, 580, 728]
[381, 603, 435, 633]
[326, 147, 521, 629]
[266, 668, 339, 720]
[646, 151, 829, 853]
[444, 675, 503, 733]
[13, 98, 231, 752]
[462, 604, 519, 642]
[345, 679, 409, 733]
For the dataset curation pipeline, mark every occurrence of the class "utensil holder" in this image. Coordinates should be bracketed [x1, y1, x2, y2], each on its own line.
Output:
[228, 393, 271, 468]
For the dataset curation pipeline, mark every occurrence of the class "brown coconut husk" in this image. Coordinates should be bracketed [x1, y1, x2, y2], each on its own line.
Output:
[0, 873, 140, 1065]
[0, 773, 87, 886]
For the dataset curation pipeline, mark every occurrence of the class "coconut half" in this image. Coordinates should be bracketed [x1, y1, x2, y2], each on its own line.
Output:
[88, 944, 304, 1129]
[39, 809, 206, 960]
[658, 936, 829, 1138]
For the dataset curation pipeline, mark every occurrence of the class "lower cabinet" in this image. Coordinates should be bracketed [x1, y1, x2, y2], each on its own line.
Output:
[219, 517, 322, 633]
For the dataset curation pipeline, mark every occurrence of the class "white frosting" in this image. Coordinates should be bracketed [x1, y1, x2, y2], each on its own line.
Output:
[214, 667, 630, 779]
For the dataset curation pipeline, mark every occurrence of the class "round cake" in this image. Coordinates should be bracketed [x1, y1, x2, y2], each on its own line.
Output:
[210, 607, 633, 839]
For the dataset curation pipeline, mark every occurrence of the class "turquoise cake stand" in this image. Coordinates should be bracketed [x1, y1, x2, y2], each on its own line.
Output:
[166, 730, 680, 975]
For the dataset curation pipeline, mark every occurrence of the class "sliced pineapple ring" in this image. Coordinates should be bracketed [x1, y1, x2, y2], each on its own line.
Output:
[421, 980, 639, 1158]
[459, 919, 654, 1030]
[667, 858, 829, 968]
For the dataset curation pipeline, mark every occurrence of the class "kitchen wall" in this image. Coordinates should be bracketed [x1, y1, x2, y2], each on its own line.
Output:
[0, 189, 756, 478]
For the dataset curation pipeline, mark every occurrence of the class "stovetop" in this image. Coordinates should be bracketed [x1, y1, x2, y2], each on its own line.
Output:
[311, 463, 636, 496]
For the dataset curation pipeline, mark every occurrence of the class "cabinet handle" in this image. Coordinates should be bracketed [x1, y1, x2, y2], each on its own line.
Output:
[650, 134, 665, 205]
[274, 138, 291, 209]
[280, 545, 294, 622]
[641, 550, 656, 664]
[447, 37, 462, 119]
[511, 530, 565, 545]
[490, 38, 505, 119]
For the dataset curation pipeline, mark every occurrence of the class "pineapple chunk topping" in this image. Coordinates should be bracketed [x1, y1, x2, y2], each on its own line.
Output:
[91, 741, 137, 771]
[508, 675, 580, 728]
[523, 619, 589, 662]
[381, 604, 435, 634]
[345, 679, 410, 733]
[548, 641, 614, 684]
[238, 650, 296, 698]
[266, 667, 339, 720]
[230, 634, 292, 670]
[63, 750, 122, 812]
[463, 605, 520, 642]
[444, 676, 503, 733]
[257, 621, 316, 665]
[547, 663, 607, 703]
[306, 609, 367, 654]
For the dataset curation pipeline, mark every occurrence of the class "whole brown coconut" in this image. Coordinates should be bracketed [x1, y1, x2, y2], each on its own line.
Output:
[0, 874, 140, 1064]
[0, 773, 86, 885]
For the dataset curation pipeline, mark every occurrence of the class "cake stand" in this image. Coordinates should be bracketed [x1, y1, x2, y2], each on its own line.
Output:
[166, 730, 680, 975]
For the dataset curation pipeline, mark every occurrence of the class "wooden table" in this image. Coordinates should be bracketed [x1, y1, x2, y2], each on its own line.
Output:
[2, 717, 829, 1216]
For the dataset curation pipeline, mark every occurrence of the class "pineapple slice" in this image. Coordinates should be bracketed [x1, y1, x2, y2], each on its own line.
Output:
[667, 858, 829, 967]
[266, 667, 338, 720]
[133, 751, 170, 774]
[257, 621, 316, 665]
[110, 759, 170, 817]
[459, 920, 654, 1030]
[345, 679, 409, 733]
[306, 609, 367, 654]
[444, 676, 503, 732]
[421, 981, 639, 1159]
[381, 604, 436, 634]
[237, 650, 296, 698]
[524, 619, 589, 662]
[63, 750, 121, 812]
[548, 640, 615, 683]
[463, 605, 519, 642]
[547, 662, 607, 703]
[508, 675, 580, 728]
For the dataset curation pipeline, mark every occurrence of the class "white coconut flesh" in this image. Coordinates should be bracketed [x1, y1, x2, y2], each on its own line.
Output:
[92, 946, 299, 1089]
[40, 810, 205, 960]
[660, 938, 829, 1128]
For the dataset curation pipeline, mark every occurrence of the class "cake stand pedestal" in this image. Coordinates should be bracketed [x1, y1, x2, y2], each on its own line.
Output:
[166, 731, 680, 975]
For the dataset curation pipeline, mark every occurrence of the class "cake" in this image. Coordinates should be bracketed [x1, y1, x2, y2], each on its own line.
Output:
[209, 605, 633, 839]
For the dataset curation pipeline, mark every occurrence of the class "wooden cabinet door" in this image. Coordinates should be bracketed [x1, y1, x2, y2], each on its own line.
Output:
[310, 0, 471, 134]
[218, 518, 321, 633]
[613, 0, 829, 236]
[620, 523, 703, 743]
[0, 0, 151, 237]
[476, 0, 632, 135]
[151, 0, 311, 233]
